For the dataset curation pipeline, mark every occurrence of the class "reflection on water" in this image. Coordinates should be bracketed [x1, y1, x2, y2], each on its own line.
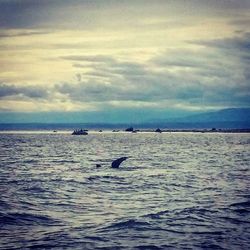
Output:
[0, 132, 249, 249]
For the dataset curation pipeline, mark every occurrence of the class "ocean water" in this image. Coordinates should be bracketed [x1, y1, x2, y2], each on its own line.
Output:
[0, 132, 249, 250]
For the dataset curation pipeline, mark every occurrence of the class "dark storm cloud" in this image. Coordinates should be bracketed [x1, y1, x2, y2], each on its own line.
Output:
[0, 83, 49, 99]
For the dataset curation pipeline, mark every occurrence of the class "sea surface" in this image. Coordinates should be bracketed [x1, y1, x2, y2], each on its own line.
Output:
[0, 131, 249, 249]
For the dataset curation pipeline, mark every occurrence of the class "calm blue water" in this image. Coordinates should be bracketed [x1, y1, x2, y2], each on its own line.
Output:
[0, 132, 249, 249]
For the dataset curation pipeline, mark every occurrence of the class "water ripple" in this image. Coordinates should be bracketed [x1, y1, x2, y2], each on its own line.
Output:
[0, 132, 249, 249]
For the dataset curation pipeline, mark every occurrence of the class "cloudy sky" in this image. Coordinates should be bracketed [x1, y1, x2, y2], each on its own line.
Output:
[0, 0, 249, 122]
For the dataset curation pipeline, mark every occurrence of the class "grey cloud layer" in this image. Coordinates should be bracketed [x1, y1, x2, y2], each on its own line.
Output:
[1, 0, 250, 29]
[57, 34, 250, 108]
[0, 83, 49, 99]
[1, 31, 249, 109]
[193, 32, 250, 86]
[194, 32, 250, 53]
[1, 0, 250, 112]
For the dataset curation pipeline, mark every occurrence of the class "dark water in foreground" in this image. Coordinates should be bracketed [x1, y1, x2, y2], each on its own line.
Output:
[0, 132, 249, 249]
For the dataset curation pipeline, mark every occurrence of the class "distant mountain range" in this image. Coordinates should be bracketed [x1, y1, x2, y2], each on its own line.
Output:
[0, 108, 249, 130]
[147, 108, 250, 129]
[174, 108, 250, 123]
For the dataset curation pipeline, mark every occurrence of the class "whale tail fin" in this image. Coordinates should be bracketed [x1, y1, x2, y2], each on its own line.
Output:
[111, 157, 128, 168]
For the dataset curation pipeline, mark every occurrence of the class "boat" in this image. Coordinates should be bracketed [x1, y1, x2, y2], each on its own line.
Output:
[155, 128, 162, 133]
[72, 129, 88, 135]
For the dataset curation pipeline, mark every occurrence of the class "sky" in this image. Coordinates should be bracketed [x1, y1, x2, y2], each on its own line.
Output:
[0, 0, 250, 122]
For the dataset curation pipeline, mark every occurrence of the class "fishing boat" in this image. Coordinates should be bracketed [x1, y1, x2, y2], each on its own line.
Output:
[72, 129, 88, 135]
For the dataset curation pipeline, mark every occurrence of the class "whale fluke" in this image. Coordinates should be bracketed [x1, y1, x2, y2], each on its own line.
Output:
[111, 157, 128, 168]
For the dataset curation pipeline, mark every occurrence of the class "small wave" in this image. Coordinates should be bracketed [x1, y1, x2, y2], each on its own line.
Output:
[0, 200, 11, 210]
[219, 216, 250, 225]
[87, 175, 125, 182]
[99, 219, 151, 232]
[168, 183, 195, 189]
[0, 211, 60, 226]
[229, 200, 250, 214]
[199, 243, 226, 250]
[21, 186, 45, 193]
[191, 230, 223, 235]
[16, 139, 26, 144]
[231, 208, 249, 215]
[230, 200, 250, 208]
[176, 207, 216, 215]
[84, 236, 109, 242]
[50, 160, 79, 164]
[142, 210, 169, 219]
[23, 159, 38, 164]
[61, 178, 89, 186]
[198, 186, 219, 192]
[32, 144, 43, 148]
[135, 245, 165, 250]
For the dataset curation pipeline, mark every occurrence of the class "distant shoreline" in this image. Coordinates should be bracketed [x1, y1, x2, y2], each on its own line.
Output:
[0, 122, 250, 131]
[139, 128, 250, 133]
[0, 128, 250, 133]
